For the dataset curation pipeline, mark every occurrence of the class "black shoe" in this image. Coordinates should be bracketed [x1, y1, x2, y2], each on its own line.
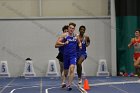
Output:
[67, 86, 72, 91]
[61, 83, 66, 88]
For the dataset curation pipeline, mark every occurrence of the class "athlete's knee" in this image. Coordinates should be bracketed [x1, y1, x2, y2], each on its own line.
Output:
[64, 70, 68, 77]
[77, 61, 81, 65]
[137, 58, 140, 62]
[69, 65, 75, 72]
[134, 63, 139, 68]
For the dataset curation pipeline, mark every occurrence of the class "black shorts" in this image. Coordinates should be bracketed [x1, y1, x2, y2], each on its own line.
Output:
[56, 52, 63, 62]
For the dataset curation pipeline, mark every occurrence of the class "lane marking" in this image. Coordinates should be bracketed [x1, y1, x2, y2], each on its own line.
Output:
[89, 80, 140, 86]
[45, 89, 48, 93]
[91, 79, 137, 93]
[10, 89, 15, 93]
[40, 77, 42, 93]
[109, 85, 128, 93]
[73, 82, 87, 93]
[0, 78, 15, 93]
[45, 86, 61, 93]
[10, 86, 39, 93]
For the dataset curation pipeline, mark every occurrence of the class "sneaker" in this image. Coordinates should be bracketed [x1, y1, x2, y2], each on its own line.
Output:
[134, 74, 138, 77]
[61, 83, 66, 88]
[67, 85, 72, 91]
[78, 78, 82, 84]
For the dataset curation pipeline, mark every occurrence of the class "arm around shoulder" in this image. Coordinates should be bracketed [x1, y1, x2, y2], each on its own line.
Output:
[55, 33, 67, 48]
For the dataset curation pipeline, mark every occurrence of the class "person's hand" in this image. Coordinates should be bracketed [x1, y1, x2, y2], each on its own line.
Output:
[128, 44, 131, 48]
[79, 45, 82, 49]
[79, 43, 82, 49]
[64, 41, 69, 45]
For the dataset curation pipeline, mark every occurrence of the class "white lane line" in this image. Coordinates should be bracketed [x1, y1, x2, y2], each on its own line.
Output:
[0, 78, 15, 93]
[45, 86, 61, 93]
[45, 89, 48, 93]
[10, 89, 15, 93]
[93, 79, 133, 93]
[40, 77, 42, 93]
[109, 85, 129, 93]
[73, 82, 87, 93]
[89, 80, 140, 86]
[10, 86, 39, 93]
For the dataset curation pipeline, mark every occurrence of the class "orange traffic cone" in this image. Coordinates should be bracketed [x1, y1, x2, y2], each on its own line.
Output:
[83, 79, 90, 90]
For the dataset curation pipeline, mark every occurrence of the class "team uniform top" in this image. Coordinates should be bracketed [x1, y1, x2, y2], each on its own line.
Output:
[77, 36, 87, 59]
[63, 33, 78, 56]
[77, 36, 87, 53]
[132, 38, 140, 60]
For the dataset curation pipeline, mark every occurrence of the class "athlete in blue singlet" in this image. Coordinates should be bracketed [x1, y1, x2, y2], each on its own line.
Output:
[55, 22, 82, 91]
[76, 25, 90, 84]
[63, 33, 78, 69]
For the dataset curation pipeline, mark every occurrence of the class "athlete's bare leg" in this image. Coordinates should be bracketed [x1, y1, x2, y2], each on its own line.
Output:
[134, 57, 140, 68]
[77, 56, 85, 84]
[59, 61, 64, 77]
[68, 64, 75, 86]
[61, 69, 68, 88]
